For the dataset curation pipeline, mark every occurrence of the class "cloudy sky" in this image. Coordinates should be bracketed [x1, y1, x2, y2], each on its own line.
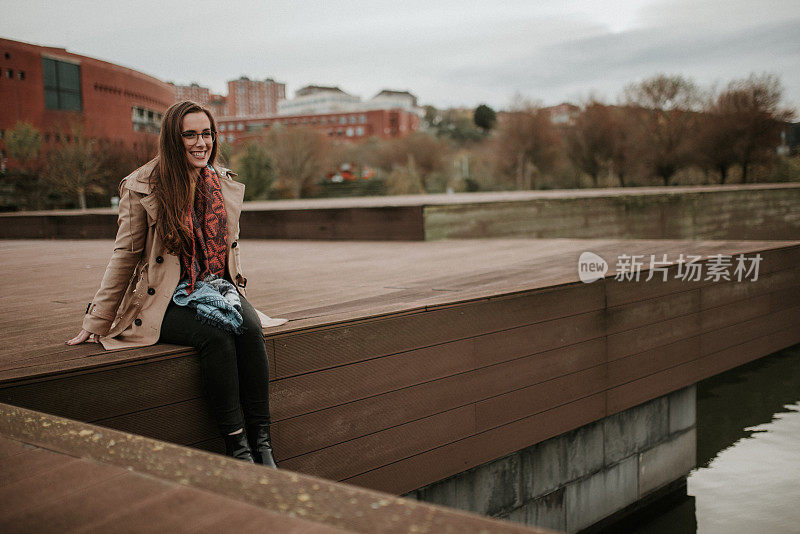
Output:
[2, 0, 798, 111]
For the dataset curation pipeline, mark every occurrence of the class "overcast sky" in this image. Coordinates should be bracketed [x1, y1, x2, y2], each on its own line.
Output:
[2, 0, 798, 112]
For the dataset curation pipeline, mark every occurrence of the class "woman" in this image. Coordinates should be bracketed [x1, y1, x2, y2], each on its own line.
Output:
[67, 101, 278, 466]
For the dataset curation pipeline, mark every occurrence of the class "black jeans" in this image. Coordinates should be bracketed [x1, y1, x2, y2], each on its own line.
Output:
[159, 293, 271, 435]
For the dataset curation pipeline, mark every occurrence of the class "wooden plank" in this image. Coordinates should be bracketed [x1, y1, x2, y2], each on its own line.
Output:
[0, 355, 205, 422]
[241, 206, 425, 241]
[84, 486, 346, 534]
[694, 326, 800, 382]
[607, 312, 702, 362]
[0, 454, 125, 519]
[700, 266, 800, 310]
[475, 365, 607, 432]
[279, 405, 475, 481]
[606, 336, 702, 388]
[0, 447, 75, 487]
[700, 305, 800, 357]
[343, 393, 606, 494]
[605, 263, 710, 308]
[272, 310, 606, 419]
[0, 345, 194, 384]
[273, 339, 606, 458]
[93, 398, 216, 446]
[272, 284, 605, 378]
[607, 324, 800, 415]
[0, 472, 173, 532]
[700, 292, 772, 333]
[607, 360, 700, 415]
[770, 284, 800, 312]
[0, 435, 28, 460]
[606, 289, 700, 335]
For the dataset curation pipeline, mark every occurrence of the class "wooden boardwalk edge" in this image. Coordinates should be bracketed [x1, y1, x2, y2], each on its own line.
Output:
[0, 402, 554, 534]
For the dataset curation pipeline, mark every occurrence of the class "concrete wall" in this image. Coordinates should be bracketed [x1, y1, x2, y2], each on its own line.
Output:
[3, 184, 799, 241]
[424, 186, 800, 241]
[405, 386, 697, 533]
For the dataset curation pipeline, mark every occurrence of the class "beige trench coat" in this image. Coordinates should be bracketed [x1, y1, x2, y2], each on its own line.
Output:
[82, 159, 278, 350]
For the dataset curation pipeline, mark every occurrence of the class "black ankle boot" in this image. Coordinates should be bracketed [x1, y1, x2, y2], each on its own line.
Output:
[246, 424, 277, 468]
[223, 430, 255, 463]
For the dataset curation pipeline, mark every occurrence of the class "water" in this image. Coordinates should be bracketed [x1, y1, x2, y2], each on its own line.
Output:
[630, 345, 800, 534]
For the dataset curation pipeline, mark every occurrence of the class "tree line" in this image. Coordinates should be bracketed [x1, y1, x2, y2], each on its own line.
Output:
[222, 72, 799, 200]
[1, 72, 796, 210]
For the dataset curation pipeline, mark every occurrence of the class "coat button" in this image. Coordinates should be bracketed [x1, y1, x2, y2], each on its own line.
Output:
[155, 256, 164, 263]
[134, 318, 142, 326]
[231, 241, 238, 248]
[147, 287, 155, 295]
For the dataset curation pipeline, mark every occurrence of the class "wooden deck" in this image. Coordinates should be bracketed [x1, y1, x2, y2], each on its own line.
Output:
[0, 402, 547, 534]
[2, 238, 799, 496]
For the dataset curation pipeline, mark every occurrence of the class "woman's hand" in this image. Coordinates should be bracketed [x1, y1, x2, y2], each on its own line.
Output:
[66, 329, 100, 345]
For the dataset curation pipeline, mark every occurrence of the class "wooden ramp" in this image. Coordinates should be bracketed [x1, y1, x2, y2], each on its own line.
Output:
[1, 239, 799, 496]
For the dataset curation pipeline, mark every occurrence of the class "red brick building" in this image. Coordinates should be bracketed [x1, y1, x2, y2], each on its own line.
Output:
[0, 37, 173, 168]
[225, 76, 286, 117]
[171, 82, 210, 104]
[216, 108, 420, 145]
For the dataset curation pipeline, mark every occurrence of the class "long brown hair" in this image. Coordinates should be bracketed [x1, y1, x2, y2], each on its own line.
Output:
[151, 101, 218, 257]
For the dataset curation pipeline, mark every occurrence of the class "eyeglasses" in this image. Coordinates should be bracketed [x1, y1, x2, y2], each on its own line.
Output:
[181, 130, 216, 143]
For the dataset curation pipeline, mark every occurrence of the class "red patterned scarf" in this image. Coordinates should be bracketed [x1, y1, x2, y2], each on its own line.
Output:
[180, 166, 228, 294]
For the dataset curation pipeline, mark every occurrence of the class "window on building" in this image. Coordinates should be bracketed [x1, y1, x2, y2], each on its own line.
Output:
[131, 105, 161, 133]
[42, 57, 82, 110]
[339, 116, 347, 125]
[219, 124, 226, 131]
[356, 126, 364, 136]
[4, 68, 13, 79]
[346, 127, 354, 137]
[237, 123, 244, 131]
[359, 115, 367, 124]
[349, 115, 356, 124]
[17, 71, 25, 80]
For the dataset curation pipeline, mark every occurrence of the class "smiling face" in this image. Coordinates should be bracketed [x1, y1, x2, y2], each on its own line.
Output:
[181, 111, 214, 170]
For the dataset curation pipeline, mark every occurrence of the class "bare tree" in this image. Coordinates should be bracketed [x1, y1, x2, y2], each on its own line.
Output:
[261, 126, 330, 199]
[623, 74, 700, 185]
[493, 100, 561, 190]
[44, 121, 104, 209]
[694, 104, 739, 184]
[714, 73, 793, 182]
[566, 100, 615, 186]
[373, 132, 451, 192]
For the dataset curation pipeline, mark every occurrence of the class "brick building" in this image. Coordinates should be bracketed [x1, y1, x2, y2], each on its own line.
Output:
[170, 82, 210, 104]
[226, 76, 286, 117]
[217, 108, 420, 145]
[0, 37, 173, 169]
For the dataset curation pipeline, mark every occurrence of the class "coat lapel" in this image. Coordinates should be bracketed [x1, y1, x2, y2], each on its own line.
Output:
[217, 167, 245, 241]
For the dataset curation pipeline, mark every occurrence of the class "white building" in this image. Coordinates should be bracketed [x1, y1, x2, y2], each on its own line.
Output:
[278, 86, 422, 117]
[277, 85, 361, 116]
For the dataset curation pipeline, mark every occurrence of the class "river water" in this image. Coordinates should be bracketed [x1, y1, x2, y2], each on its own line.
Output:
[630, 344, 800, 534]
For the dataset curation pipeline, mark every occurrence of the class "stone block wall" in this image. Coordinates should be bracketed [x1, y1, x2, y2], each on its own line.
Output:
[405, 386, 697, 533]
